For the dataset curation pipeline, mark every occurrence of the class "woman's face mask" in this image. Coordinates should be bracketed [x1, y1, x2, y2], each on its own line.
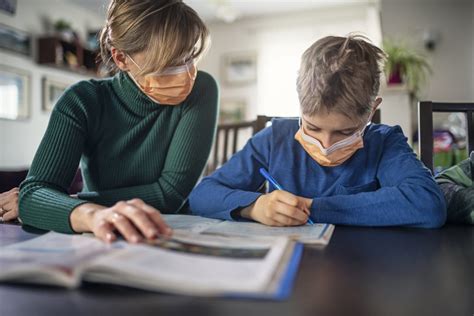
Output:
[127, 55, 197, 105]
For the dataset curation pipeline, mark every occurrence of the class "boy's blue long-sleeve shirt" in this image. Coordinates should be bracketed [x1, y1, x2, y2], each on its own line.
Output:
[189, 119, 447, 228]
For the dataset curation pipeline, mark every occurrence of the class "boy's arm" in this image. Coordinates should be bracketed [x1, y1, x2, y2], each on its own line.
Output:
[188, 128, 273, 220]
[310, 127, 447, 228]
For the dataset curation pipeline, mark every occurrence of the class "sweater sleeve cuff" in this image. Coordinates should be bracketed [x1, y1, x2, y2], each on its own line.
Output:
[216, 191, 263, 221]
[309, 196, 338, 224]
[21, 193, 89, 234]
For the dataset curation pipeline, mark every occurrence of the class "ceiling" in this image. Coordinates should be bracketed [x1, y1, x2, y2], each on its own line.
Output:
[68, 0, 376, 23]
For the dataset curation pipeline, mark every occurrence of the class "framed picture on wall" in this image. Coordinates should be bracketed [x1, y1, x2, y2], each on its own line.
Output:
[42, 77, 71, 111]
[221, 52, 257, 86]
[219, 99, 247, 123]
[0, 0, 17, 15]
[0, 23, 31, 56]
[0, 65, 30, 120]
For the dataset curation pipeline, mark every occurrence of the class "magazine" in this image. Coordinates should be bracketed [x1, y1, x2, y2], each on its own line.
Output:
[0, 230, 301, 299]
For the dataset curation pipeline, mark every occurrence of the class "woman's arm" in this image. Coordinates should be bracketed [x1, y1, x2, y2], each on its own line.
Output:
[19, 85, 92, 233]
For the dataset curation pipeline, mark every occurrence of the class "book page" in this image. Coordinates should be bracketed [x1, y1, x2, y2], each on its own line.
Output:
[161, 214, 222, 233]
[84, 231, 292, 296]
[203, 221, 335, 245]
[0, 232, 112, 287]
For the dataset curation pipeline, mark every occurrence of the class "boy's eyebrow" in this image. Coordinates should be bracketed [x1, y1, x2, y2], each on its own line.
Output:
[302, 118, 359, 132]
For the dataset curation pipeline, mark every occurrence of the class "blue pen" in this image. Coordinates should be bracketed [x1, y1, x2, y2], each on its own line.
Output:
[259, 168, 315, 225]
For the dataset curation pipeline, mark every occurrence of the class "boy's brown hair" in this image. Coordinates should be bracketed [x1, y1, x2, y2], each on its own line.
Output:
[296, 35, 386, 122]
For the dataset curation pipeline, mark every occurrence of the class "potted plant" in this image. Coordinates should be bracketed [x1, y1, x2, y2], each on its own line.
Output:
[53, 19, 75, 42]
[383, 39, 432, 96]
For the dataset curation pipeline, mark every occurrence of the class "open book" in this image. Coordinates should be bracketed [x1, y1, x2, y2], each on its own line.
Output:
[0, 230, 301, 299]
[163, 214, 335, 245]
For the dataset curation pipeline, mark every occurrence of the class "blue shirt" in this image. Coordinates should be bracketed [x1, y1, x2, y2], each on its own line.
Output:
[189, 119, 446, 228]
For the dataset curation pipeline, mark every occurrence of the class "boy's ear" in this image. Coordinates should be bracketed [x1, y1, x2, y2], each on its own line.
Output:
[111, 47, 130, 71]
[373, 97, 382, 110]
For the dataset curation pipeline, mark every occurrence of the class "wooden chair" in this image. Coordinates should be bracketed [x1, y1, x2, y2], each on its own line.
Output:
[418, 101, 474, 172]
[204, 120, 256, 175]
[0, 168, 83, 194]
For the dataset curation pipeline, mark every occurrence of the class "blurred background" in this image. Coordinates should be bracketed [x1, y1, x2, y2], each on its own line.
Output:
[0, 0, 473, 175]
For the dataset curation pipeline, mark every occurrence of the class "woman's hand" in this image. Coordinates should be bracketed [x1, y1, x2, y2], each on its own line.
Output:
[70, 198, 172, 243]
[240, 190, 313, 226]
[0, 188, 19, 222]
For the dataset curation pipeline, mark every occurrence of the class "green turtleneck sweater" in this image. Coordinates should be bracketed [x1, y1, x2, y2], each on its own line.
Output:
[19, 71, 218, 233]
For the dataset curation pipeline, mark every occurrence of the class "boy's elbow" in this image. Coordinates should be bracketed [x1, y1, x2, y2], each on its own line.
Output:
[419, 194, 447, 228]
[187, 190, 203, 215]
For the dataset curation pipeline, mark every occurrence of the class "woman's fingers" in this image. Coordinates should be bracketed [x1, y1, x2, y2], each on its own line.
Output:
[126, 199, 172, 237]
[2, 210, 19, 222]
[0, 188, 19, 220]
[94, 219, 116, 243]
[115, 201, 159, 239]
[108, 212, 142, 243]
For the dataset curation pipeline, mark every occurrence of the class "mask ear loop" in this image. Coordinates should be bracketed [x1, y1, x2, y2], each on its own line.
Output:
[184, 58, 198, 81]
[127, 54, 143, 71]
[362, 102, 379, 136]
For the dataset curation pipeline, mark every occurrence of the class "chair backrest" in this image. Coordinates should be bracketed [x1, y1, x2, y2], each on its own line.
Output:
[204, 120, 256, 175]
[0, 169, 28, 192]
[418, 101, 474, 172]
[0, 168, 83, 194]
[254, 115, 274, 134]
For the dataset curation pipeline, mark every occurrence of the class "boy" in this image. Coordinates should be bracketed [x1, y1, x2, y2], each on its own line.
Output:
[189, 35, 446, 228]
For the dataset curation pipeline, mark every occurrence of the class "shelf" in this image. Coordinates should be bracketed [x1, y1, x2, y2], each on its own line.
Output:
[37, 35, 102, 77]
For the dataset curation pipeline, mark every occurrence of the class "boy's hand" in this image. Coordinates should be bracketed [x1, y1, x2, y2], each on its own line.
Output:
[241, 190, 312, 226]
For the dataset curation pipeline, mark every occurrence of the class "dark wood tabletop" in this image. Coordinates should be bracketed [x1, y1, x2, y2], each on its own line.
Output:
[0, 223, 473, 316]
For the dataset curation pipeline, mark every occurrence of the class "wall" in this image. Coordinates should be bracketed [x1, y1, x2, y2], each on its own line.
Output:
[199, 3, 382, 120]
[0, 0, 104, 168]
[380, 0, 474, 128]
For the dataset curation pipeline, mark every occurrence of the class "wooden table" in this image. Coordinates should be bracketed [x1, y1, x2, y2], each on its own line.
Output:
[0, 223, 473, 316]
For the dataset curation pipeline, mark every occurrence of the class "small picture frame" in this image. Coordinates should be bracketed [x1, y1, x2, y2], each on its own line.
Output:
[0, 65, 30, 120]
[219, 99, 247, 123]
[42, 77, 71, 111]
[221, 52, 257, 86]
[0, 23, 31, 56]
[0, 0, 17, 15]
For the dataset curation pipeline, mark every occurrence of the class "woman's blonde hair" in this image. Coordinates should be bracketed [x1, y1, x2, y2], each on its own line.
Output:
[296, 34, 386, 122]
[99, 0, 210, 76]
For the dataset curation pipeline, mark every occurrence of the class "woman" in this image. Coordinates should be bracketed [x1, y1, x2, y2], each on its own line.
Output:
[19, 0, 218, 242]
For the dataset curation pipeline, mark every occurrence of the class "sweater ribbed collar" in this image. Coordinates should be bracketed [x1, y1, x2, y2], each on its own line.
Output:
[111, 71, 161, 117]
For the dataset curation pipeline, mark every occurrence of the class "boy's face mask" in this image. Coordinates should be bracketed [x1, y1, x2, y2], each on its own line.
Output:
[295, 116, 370, 167]
[127, 55, 197, 105]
